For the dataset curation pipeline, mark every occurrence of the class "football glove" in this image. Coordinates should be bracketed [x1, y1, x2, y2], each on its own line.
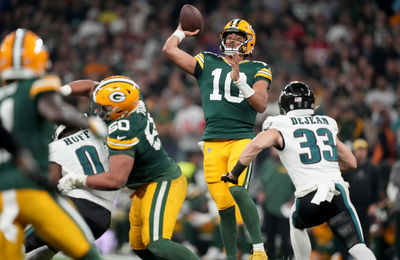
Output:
[57, 174, 87, 195]
[221, 172, 238, 185]
[88, 116, 108, 139]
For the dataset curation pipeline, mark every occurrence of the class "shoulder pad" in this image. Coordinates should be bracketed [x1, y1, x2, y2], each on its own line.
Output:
[30, 75, 61, 98]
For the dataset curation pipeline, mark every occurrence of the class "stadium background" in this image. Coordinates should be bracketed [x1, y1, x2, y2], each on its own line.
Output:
[1, 0, 400, 259]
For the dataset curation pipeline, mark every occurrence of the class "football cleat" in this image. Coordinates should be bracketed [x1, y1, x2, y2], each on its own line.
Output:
[92, 75, 140, 121]
[0, 29, 49, 81]
[279, 81, 315, 115]
[248, 250, 268, 260]
[220, 19, 256, 56]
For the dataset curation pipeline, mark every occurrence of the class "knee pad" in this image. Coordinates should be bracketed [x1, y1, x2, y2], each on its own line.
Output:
[328, 212, 363, 249]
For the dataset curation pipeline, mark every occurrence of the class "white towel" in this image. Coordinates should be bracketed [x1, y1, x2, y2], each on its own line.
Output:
[311, 182, 340, 205]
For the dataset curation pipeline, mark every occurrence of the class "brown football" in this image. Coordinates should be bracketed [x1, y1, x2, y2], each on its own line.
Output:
[179, 4, 204, 34]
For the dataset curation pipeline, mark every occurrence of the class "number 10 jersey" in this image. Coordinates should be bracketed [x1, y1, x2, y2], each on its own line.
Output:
[194, 51, 272, 140]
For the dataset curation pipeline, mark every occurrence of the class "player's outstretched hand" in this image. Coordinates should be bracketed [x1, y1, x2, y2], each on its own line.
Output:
[177, 24, 200, 37]
[88, 116, 108, 139]
[57, 175, 87, 195]
[221, 172, 238, 185]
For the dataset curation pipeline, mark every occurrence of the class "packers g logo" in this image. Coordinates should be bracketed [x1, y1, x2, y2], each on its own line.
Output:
[109, 92, 126, 103]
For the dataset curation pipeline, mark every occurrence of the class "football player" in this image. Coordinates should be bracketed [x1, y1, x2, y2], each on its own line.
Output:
[24, 124, 116, 260]
[221, 81, 376, 260]
[0, 29, 107, 260]
[56, 76, 200, 260]
[163, 19, 271, 260]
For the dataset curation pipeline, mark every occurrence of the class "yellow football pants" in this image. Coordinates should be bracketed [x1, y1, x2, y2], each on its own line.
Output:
[0, 189, 94, 260]
[129, 173, 187, 250]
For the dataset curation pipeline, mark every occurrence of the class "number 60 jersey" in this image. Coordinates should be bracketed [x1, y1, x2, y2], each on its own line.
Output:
[105, 98, 181, 190]
[262, 109, 348, 198]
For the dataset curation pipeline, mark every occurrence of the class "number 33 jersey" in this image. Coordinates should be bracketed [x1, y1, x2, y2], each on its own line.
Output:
[106, 97, 181, 190]
[194, 51, 272, 140]
[262, 109, 347, 197]
[49, 129, 116, 211]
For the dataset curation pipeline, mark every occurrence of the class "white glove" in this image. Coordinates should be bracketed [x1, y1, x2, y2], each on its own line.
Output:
[57, 175, 87, 195]
[88, 116, 108, 139]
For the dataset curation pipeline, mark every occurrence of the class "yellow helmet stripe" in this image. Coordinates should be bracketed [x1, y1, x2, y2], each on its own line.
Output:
[30, 75, 61, 98]
[231, 19, 241, 27]
[93, 77, 139, 103]
[107, 136, 139, 150]
[12, 29, 26, 70]
[194, 53, 204, 69]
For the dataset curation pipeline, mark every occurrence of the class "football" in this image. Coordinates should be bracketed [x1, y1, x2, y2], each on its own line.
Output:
[179, 4, 204, 34]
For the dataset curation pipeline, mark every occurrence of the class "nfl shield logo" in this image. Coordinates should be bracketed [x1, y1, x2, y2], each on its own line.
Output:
[295, 97, 302, 102]
[207, 148, 212, 153]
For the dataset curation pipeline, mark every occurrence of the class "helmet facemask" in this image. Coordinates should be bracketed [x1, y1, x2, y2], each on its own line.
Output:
[220, 32, 247, 56]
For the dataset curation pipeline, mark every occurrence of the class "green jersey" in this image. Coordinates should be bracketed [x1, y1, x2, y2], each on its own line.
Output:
[194, 51, 272, 140]
[0, 76, 61, 190]
[106, 96, 181, 190]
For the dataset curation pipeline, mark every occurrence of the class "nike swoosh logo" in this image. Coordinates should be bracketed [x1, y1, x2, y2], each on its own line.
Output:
[116, 136, 126, 140]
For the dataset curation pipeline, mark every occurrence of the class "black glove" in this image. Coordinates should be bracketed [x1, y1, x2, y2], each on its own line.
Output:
[221, 172, 238, 185]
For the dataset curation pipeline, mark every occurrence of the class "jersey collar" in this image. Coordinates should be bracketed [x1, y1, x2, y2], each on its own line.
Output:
[286, 109, 314, 116]
[221, 56, 250, 66]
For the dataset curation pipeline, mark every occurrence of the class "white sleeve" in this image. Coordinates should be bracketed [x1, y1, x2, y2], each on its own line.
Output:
[262, 115, 281, 131]
[48, 141, 65, 165]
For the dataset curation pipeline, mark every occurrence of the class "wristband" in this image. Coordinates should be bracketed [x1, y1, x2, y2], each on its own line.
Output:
[172, 29, 185, 43]
[59, 84, 72, 96]
[233, 75, 255, 98]
[230, 160, 247, 178]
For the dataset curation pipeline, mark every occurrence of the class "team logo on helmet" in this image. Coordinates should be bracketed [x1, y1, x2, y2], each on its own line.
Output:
[109, 91, 126, 102]
[92, 76, 140, 121]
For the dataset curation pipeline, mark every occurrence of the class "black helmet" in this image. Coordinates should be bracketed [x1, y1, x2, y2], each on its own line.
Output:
[279, 81, 315, 114]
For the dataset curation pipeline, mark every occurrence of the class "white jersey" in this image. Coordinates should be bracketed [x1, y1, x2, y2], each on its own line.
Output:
[49, 129, 116, 211]
[262, 109, 348, 197]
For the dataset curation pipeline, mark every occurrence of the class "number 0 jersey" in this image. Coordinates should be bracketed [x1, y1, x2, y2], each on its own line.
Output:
[49, 129, 116, 211]
[194, 51, 272, 140]
[0, 76, 60, 190]
[262, 109, 347, 197]
[106, 97, 181, 190]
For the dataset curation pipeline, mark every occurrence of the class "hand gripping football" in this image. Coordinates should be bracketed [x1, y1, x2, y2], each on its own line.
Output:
[179, 4, 204, 34]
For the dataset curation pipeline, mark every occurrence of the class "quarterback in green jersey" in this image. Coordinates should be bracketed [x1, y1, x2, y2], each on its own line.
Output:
[57, 76, 200, 260]
[163, 19, 271, 260]
[0, 29, 106, 260]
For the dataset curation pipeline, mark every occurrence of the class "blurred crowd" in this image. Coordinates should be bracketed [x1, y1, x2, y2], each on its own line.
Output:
[2, 0, 400, 259]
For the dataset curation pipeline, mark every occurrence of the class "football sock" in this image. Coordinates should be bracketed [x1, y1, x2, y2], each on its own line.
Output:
[133, 249, 161, 260]
[24, 245, 57, 260]
[289, 215, 311, 260]
[79, 245, 102, 260]
[229, 186, 263, 244]
[219, 206, 238, 260]
[348, 243, 376, 260]
[253, 242, 265, 251]
[147, 238, 200, 260]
